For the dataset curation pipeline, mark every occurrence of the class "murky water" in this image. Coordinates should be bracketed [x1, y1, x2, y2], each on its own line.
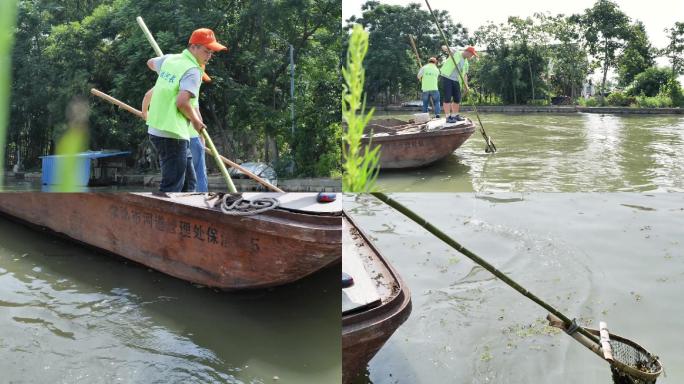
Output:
[0, 215, 341, 384]
[345, 193, 684, 383]
[375, 113, 684, 192]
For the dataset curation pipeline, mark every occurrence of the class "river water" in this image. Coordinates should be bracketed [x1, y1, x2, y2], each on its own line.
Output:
[375, 113, 684, 192]
[0, 215, 341, 384]
[345, 193, 684, 384]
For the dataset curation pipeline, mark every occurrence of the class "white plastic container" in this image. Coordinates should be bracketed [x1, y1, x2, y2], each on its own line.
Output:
[413, 112, 430, 123]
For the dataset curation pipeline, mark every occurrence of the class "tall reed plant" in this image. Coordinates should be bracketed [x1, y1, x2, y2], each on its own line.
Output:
[54, 99, 89, 192]
[342, 24, 380, 192]
[0, 0, 18, 189]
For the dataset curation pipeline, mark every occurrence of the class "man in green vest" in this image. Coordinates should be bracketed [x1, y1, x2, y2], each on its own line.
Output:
[440, 46, 478, 124]
[144, 28, 227, 193]
[417, 57, 441, 118]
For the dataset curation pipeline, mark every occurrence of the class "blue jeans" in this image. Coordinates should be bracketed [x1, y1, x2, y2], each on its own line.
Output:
[422, 90, 441, 115]
[189, 136, 208, 192]
[149, 135, 196, 192]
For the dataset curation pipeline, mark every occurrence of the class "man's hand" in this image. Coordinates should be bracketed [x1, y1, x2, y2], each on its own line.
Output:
[191, 119, 207, 133]
[441, 45, 448, 53]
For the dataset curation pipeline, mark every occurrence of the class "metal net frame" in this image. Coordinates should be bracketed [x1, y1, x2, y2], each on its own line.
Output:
[585, 329, 662, 384]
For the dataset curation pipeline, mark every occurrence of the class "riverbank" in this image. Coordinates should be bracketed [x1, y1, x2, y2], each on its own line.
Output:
[3, 171, 341, 192]
[381, 104, 684, 114]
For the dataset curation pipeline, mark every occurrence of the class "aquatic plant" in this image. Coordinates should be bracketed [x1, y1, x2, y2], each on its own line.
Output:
[0, 0, 18, 189]
[342, 24, 380, 192]
[54, 99, 89, 192]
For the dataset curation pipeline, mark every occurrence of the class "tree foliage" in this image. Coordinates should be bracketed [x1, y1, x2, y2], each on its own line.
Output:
[580, 0, 631, 102]
[625, 67, 673, 97]
[7, 0, 341, 178]
[662, 21, 684, 78]
[473, 16, 550, 104]
[538, 13, 589, 98]
[345, 1, 469, 104]
[617, 21, 655, 86]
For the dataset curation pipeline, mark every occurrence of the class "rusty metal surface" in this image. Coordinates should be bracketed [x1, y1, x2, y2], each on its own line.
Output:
[361, 120, 476, 169]
[342, 214, 412, 383]
[0, 193, 341, 290]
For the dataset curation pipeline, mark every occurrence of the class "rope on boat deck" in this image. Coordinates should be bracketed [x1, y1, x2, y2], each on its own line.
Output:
[205, 193, 280, 216]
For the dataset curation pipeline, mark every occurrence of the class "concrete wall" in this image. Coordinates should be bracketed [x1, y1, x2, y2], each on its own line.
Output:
[381, 105, 683, 114]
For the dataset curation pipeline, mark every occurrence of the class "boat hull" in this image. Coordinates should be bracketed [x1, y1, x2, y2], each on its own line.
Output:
[0, 193, 341, 290]
[342, 214, 411, 383]
[362, 122, 475, 169]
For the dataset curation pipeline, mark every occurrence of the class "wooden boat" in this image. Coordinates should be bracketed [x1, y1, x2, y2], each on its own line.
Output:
[362, 117, 476, 169]
[342, 213, 412, 383]
[0, 193, 341, 290]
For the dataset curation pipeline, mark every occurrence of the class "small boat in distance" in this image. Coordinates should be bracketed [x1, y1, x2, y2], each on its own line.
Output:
[0, 193, 341, 290]
[362, 117, 475, 169]
[342, 213, 411, 383]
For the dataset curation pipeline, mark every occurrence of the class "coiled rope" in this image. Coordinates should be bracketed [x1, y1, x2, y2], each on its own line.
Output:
[205, 193, 280, 216]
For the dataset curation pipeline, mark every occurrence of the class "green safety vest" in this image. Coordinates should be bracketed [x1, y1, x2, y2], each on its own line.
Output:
[147, 49, 203, 140]
[420, 63, 440, 91]
[440, 54, 469, 84]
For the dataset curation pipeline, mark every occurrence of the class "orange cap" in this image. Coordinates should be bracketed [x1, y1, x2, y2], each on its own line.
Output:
[189, 28, 228, 52]
[465, 46, 478, 57]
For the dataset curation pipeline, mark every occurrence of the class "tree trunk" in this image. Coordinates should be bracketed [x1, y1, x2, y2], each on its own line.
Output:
[265, 135, 278, 165]
[600, 38, 608, 105]
[528, 59, 535, 102]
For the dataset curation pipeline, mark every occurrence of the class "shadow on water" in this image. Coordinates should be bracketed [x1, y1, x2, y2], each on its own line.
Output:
[0, 215, 341, 383]
[377, 154, 473, 192]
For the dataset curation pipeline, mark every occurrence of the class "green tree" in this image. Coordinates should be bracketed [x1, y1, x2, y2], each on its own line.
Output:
[581, 0, 631, 103]
[472, 17, 548, 104]
[662, 21, 684, 79]
[617, 21, 655, 86]
[626, 66, 672, 97]
[347, 1, 469, 104]
[8, 0, 341, 178]
[539, 13, 590, 98]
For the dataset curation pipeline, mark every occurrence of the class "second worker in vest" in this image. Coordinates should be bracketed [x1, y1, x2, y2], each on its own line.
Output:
[440, 45, 478, 124]
[144, 28, 227, 192]
[417, 57, 441, 118]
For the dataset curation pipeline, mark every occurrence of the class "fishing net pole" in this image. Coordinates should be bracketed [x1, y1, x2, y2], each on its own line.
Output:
[424, 0, 497, 153]
[373, 192, 662, 384]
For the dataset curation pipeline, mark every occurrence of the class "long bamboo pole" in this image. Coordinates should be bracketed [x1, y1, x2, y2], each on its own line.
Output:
[423, 0, 497, 153]
[136, 16, 237, 193]
[89, 88, 283, 192]
[372, 192, 600, 345]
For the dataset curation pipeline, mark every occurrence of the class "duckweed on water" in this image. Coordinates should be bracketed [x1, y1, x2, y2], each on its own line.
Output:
[502, 318, 562, 339]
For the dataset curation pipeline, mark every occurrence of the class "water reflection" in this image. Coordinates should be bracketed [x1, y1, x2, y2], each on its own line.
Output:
[375, 113, 684, 192]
